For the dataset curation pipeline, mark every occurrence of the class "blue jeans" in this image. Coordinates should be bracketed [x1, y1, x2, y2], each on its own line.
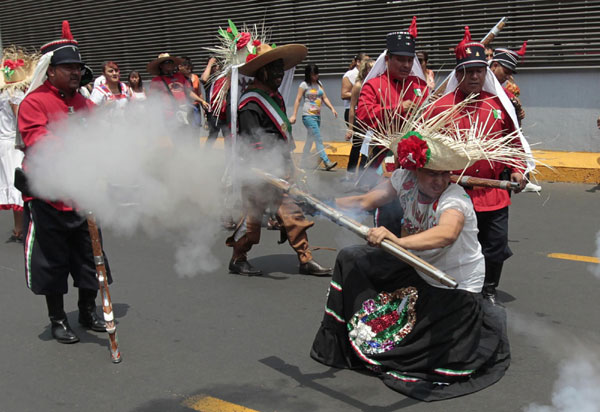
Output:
[302, 115, 329, 163]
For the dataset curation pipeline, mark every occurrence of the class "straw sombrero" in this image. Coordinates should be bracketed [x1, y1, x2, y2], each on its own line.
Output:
[147, 53, 184, 76]
[238, 43, 307, 76]
[0, 46, 39, 94]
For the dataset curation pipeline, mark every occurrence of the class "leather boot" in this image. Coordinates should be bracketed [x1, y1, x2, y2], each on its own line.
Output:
[78, 289, 106, 332]
[482, 261, 504, 305]
[46, 294, 79, 344]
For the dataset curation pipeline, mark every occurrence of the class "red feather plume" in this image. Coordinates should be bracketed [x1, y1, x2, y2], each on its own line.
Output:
[517, 40, 527, 56]
[408, 16, 418, 39]
[454, 26, 472, 59]
[62, 20, 74, 40]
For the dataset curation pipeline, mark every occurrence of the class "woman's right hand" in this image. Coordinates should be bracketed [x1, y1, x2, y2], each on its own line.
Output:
[289, 115, 296, 124]
[345, 130, 353, 141]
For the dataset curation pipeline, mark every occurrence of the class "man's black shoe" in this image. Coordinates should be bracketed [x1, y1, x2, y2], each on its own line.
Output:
[79, 310, 107, 332]
[229, 259, 263, 276]
[299, 260, 333, 277]
[482, 285, 498, 306]
[50, 317, 80, 344]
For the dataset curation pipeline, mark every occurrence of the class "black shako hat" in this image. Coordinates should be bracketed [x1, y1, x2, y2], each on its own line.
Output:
[40, 21, 84, 66]
[491, 41, 527, 73]
[386, 16, 418, 57]
[454, 26, 487, 69]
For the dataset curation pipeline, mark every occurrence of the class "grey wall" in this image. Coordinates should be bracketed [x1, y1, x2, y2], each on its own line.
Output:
[286, 71, 600, 153]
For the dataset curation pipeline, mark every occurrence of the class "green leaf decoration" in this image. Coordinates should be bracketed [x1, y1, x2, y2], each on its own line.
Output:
[228, 19, 239, 36]
[218, 28, 229, 39]
[271, 43, 277, 49]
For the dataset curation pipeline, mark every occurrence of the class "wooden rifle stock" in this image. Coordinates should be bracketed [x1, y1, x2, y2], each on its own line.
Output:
[252, 168, 459, 289]
[86, 212, 122, 364]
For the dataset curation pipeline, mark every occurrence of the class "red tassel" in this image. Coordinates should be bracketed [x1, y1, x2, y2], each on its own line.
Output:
[517, 40, 527, 56]
[455, 26, 472, 59]
[408, 16, 418, 39]
[62, 20, 74, 40]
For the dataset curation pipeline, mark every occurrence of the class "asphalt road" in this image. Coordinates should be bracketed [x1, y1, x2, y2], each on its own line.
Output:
[1, 172, 599, 412]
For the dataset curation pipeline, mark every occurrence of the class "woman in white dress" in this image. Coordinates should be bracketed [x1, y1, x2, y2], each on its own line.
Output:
[0, 47, 38, 242]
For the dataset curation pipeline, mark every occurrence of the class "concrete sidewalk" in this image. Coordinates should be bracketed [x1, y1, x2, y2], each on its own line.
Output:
[201, 138, 600, 184]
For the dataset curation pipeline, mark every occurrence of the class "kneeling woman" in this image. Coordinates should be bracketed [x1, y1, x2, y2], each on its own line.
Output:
[310, 118, 531, 401]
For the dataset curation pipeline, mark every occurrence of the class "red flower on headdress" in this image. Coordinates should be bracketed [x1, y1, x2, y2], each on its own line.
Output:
[236, 32, 251, 50]
[3, 59, 24, 70]
[396, 132, 430, 170]
[246, 53, 257, 63]
[252, 39, 261, 46]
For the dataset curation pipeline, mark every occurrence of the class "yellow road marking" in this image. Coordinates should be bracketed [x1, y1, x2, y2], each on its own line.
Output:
[182, 395, 260, 412]
[547, 253, 600, 264]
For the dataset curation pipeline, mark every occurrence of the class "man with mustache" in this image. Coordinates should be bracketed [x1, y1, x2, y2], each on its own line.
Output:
[426, 27, 531, 305]
[17, 21, 111, 344]
[226, 41, 332, 277]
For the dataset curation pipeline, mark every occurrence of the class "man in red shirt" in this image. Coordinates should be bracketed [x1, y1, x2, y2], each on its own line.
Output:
[427, 27, 528, 304]
[18, 21, 111, 344]
[356, 17, 429, 141]
[355, 17, 429, 235]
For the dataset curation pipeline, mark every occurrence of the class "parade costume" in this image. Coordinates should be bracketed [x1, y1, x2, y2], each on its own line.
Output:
[90, 81, 131, 108]
[0, 47, 38, 227]
[148, 53, 190, 127]
[427, 27, 534, 303]
[224, 31, 331, 277]
[311, 92, 533, 401]
[355, 18, 429, 235]
[18, 21, 110, 343]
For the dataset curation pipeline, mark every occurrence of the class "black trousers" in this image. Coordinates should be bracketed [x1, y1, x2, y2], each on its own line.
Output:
[205, 112, 231, 147]
[23, 200, 112, 295]
[476, 207, 512, 264]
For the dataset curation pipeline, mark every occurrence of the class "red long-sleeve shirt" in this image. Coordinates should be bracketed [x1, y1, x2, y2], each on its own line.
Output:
[18, 80, 93, 211]
[427, 89, 523, 212]
[356, 73, 429, 130]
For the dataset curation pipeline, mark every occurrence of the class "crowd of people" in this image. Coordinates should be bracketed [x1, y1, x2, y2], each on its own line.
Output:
[0, 16, 542, 402]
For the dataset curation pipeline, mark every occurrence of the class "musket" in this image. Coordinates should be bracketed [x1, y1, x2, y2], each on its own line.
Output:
[451, 174, 519, 190]
[433, 17, 507, 98]
[252, 168, 459, 289]
[86, 212, 122, 364]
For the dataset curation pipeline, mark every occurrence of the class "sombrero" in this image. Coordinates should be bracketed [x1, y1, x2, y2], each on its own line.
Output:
[0, 46, 39, 93]
[147, 53, 184, 76]
[238, 43, 307, 76]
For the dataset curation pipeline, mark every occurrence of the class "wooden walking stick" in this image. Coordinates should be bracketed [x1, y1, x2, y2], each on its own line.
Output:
[86, 212, 122, 364]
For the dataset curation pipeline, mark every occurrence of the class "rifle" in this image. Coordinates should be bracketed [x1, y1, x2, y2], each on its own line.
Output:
[450, 174, 519, 190]
[86, 212, 122, 364]
[252, 168, 458, 289]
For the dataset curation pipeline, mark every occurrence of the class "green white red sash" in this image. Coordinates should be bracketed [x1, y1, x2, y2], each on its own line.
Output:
[239, 88, 292, 141]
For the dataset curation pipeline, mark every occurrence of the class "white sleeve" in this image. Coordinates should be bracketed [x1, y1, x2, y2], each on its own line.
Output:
[390, 168, 411, 193]
[437, 185, 472, 217]
[9, 90, 25, 105]
[89, 87, 105, 105]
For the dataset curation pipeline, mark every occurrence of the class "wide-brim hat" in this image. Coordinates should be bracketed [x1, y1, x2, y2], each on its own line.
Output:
[0, 46, 40, 92]
[238, 43, 307, 77]
[147, 53, 185, 76]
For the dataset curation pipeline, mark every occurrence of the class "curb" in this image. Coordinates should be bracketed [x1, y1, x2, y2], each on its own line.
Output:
[201, 137, 600, 184]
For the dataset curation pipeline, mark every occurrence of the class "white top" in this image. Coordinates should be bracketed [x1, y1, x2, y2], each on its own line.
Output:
[390, 169, 484, 293]
[299, 81, 324, 116]
[93, 75, 106, 88]
[0, 90, 24, 140]
[90, 82, 131, 110]
[342, 67, 359, 109]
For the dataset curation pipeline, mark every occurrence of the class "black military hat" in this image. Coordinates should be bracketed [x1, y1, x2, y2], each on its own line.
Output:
[492, 41, 527, 73]
[386, 16, 418, 57]
[454, 26, 487, 69]
[40, 21, 84, 66]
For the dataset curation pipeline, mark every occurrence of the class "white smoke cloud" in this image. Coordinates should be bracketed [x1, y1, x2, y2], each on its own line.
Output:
[23, 96, 285, 276]
[509, 311, 600, 412]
